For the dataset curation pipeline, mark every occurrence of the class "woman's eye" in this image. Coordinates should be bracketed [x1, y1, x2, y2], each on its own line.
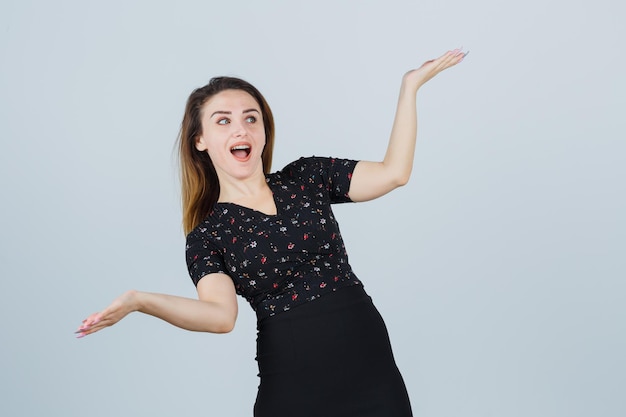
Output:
[245, 116, 257, 123]
[217, 118, 230, 125]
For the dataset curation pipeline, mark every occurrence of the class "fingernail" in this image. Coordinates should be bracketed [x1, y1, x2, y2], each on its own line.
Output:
[76, 332, 86, 339]
[459, 50, 470, 62]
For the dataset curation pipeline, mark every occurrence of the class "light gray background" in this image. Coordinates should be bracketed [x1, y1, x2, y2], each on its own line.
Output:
[1, 1, 624, 416]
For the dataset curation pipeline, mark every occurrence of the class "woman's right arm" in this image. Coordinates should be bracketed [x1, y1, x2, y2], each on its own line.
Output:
[76, 273, 238, 337]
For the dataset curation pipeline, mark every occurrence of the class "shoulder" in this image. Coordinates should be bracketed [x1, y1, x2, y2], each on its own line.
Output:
[185, 210, 224, 248]
[273, 156, 358, 180]
[274, 156, 322, 176]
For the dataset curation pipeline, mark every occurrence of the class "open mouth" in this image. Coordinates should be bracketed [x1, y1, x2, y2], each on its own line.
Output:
[230, 144, 251, 160]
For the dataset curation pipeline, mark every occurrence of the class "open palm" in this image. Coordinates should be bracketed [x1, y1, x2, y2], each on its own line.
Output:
[404, 49, 467, 90]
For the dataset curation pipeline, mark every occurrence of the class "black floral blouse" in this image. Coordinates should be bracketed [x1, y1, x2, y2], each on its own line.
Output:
[185, 157, 363, 320]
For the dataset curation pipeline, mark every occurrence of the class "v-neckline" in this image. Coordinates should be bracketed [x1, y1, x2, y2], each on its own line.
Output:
[216, 179, 279, 217]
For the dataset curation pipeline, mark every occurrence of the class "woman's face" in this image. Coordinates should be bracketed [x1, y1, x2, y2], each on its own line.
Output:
[196, 89, 266, 181]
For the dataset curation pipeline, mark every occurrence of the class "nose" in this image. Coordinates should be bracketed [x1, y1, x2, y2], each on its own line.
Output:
[232, 121, 247, 137]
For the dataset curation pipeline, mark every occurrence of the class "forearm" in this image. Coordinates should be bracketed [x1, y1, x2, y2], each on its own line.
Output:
[382, 82, 420, 185]
[348, 82, 419, 202]
[134, 290, 237, 333]
[384, 48, 467, 180]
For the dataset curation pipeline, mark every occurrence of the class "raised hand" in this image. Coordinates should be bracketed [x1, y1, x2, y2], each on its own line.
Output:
[403, 48, 468, 92]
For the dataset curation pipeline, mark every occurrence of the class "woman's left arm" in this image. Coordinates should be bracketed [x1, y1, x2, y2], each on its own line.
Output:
[348, 49, 467, 202]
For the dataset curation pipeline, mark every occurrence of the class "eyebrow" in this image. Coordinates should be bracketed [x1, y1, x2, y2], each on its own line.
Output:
[210, 108, 260, 118]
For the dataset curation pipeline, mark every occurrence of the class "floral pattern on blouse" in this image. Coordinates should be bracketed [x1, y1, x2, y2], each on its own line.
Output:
[185, 157, 363, 320]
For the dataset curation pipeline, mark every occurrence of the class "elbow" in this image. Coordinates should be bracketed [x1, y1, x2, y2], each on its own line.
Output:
[395, 174, 410, 187]
[391, 171, 411, 188]
[207, 321, 235, 334]
[211, 314, 237, 334]
[213, 323, 235, 334]
[384, 164, 411, 188]
[222, 316, 237, 333]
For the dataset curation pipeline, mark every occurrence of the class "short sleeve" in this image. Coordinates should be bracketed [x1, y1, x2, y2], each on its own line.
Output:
[283, 156, 358, 204]
[185, 228, 227, 286]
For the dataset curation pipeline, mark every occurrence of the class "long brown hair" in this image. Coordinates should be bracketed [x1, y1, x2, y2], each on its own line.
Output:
[177, 77, 275, 234]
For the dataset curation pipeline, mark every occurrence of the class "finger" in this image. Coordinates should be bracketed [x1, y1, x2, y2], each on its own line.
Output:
[77, 313, 98, 329]
[441, 49, 464, 64]
[76, 326, 101, 338]
[425, 50, 460, 73]
[75, 317, 109, 338]
[449, 48, 467, 61]
[434, 49, 465, 71]
[75, 312, 104, 336]
[76, 302, 125, 335]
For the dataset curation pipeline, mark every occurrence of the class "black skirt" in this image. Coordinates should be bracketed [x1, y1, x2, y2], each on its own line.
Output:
[254, 285, 413, 417]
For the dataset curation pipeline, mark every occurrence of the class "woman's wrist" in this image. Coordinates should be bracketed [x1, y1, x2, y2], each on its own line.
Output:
[125, 289, 143, 313]
[399, 77, 421, 98]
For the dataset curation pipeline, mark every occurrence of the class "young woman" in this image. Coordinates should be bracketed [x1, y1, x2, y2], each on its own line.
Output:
[77, 49, 467, 416]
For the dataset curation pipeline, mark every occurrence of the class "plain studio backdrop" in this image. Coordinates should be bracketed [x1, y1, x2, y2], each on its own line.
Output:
[1, 1, 624, 416]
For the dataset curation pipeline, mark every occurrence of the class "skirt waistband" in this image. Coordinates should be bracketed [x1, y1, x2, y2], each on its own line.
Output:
[257, 283, 368, 327]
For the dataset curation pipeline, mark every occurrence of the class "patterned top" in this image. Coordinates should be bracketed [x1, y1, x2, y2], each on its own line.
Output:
[185, 157, 363, 321]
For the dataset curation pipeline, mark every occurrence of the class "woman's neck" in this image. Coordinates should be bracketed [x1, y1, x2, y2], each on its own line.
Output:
[217, 172, 277, 215]
[217, 171, 268, 203]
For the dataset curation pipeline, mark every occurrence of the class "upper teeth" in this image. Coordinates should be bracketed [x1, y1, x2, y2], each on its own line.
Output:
[231, 145, 250, 151]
